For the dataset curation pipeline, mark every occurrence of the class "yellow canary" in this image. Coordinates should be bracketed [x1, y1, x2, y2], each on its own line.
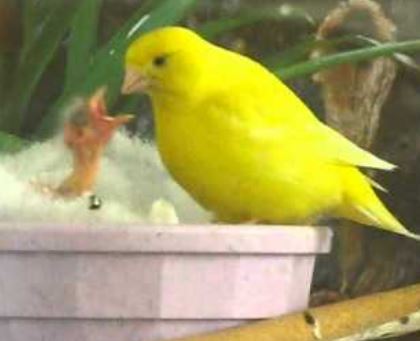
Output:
[122, 26, 419, 240]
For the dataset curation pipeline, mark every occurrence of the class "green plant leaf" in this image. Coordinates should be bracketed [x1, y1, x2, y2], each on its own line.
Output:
[0, 0, 83, 134]
[0, 131, 27, 154]
[277, 39, 420, 80]
[0, 55, 5, 105]
[0, 52, 18, 115]
[266, 34, 420, 72]
[354, 36, 420, 73]
[38, 0, 199, 137]
[198, 4, 314, 39]
[21, 0, 56, 57]
[264, 34, 381, 69]
[64, 0, 103, 92]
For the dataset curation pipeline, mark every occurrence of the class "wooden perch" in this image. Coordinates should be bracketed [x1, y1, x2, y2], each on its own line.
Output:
[170, 284, 420, 341]
[336, 311, 420, 340]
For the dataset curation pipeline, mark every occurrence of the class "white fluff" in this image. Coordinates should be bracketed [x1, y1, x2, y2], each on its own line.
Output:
[0, 132, 210, 225]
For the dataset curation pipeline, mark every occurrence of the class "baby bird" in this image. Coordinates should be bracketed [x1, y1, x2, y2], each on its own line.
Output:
[56, 88, 133, 197]
[122, 26, 419, 240]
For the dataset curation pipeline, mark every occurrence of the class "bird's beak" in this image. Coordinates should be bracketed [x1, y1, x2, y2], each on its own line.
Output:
[110, 113, 135, 127]
[121, 67, 150, 94]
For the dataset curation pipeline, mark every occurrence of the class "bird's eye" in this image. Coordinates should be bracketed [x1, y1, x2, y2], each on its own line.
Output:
[153, 55, 167, 67]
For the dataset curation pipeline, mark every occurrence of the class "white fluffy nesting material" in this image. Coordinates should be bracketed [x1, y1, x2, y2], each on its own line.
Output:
[0, 132, 210, 225]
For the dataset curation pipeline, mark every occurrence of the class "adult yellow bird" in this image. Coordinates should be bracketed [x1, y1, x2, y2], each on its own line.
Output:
[122, 26, 419, 240]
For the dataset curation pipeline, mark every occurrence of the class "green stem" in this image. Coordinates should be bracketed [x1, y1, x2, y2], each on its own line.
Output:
[277, 39, 420, 80]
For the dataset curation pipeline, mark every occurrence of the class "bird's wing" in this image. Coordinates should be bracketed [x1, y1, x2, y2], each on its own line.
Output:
[294, 124, 395, 171]
[203, 85, 396, 171]
[252, 121, 396, 171]
[316, 124, 396, 170]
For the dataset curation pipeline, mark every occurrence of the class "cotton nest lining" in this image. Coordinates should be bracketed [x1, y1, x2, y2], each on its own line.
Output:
[0, 131, 210, 225]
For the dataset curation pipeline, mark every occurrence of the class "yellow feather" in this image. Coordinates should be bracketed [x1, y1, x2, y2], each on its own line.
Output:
[123, 26, 418, 240]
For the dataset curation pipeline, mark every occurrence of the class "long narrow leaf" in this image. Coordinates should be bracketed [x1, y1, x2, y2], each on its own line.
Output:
[22, 0, 56, 57]
[0, 55, 5, 105]
[198, 4, 314, 39]
[64, 0, 103, 92]
[1, 0, 83, 134]
[266, 34, 420, 72]
[38, 0, 198, 137]
[264, 34, 372, 69]
[0, 131, 27, 153]
[277, 39, 420, 80]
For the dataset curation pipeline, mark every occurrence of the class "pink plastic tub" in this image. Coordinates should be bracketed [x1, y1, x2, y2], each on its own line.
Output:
[0, 223, 332, 341]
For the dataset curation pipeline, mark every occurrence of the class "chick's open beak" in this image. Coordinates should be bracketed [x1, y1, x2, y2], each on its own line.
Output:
[110, 114, 135, 127]
[121, 67, 150, 94]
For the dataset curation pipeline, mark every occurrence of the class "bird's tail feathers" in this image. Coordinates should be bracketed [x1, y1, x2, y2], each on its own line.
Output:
[339, 171, 420, 241]
[353, 203, 420, 241]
